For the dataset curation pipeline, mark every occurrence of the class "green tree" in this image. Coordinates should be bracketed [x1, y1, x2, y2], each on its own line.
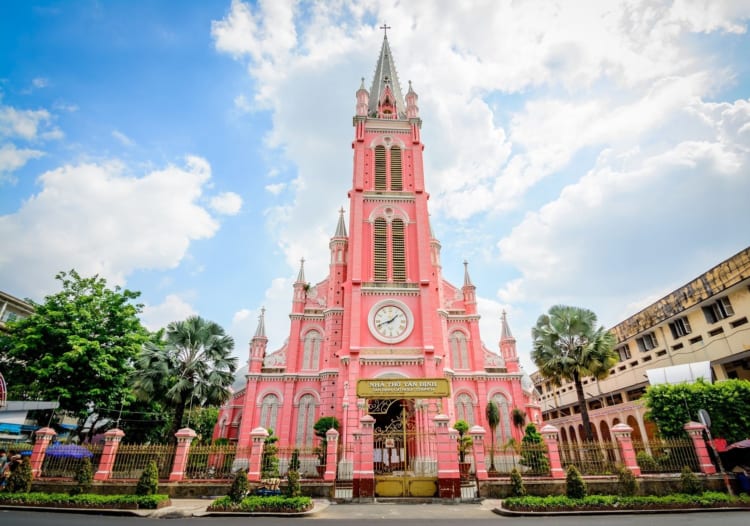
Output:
[229, 469, 249, 502]
[261, 429, 280, 478]
[0, 270, 147, 440]
[485, 400, 500, 472]
[565, 465, 587, 499]
[509, 467, 526, 497]
[453, 419, 473, 463]
[520, 423, 549, 475]
[313, 416, 340, 466]
[71, 457, 93, 496]
[132, 316, 237, 442]
[135, 460, 159, 496]
[531, 305, 617, 442]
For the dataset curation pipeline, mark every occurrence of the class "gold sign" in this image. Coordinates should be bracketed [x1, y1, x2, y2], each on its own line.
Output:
[357, 378, 451, 398]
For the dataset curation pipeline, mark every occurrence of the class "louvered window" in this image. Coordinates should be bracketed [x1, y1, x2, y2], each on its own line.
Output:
[260, 394, 280, 431]
[450, 331, 469, 369]
[390, 146, 402, 191]
[392, 219, 406, 282]
[302, 330, 322, 370]
[295, 394, 316, 446]
[455, 393, 474, 425]
[491, 394, 512, 442]
[374, 218, 388, 281]
[374, 145, 386, 191]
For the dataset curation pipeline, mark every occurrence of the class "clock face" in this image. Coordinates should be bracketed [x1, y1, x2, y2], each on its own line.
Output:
[370, 302, 413, 343]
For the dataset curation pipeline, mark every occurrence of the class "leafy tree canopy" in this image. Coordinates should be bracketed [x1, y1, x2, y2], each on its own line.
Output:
[0, 270, 147, 437]
[643, 378, 750, 442]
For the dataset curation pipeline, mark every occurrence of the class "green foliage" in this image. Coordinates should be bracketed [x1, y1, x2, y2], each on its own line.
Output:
[509, 467, 526, 497]
[616, 465, 638, 496]
[636, 451, 658, 472]
[680, 466, 703, 495]
[313, 417, 340, 466]
[486, 401, 500, 471]
[285, 469, 301, 497]
[1, 270, 148, 439]
[132, 315, 238, 442]
[70, 457, 93, 496]
[503, 492, 749, 511]
[511, 408, 526, 429]
[289, 449, 301, 472]
[519, 423, 549, 475]
[565, 465, 587, 499]
[261, 430, 280, 478]
[643, 379, 750, 442]
[184, 406, 220, 444]
[208, 495, 313, 513]
[228, 469, 249, 503]
[135, 461, 159, 496]
[7, 458, 33, 493]
[0, 492, 170, 509]
[453, 420, 473, 463]
[531, 305, 617, 441]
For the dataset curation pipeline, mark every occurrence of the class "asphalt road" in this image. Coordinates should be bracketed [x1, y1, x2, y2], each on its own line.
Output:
[1, 508, 749, 525]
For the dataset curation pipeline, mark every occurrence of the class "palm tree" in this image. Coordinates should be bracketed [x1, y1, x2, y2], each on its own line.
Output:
[486, 400, 500, 473]
[531, 305, 616, 442]
[134, 316, 238, 441]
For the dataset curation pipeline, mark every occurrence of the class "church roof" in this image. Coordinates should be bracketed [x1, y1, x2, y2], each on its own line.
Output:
[368, 34, 406, 118]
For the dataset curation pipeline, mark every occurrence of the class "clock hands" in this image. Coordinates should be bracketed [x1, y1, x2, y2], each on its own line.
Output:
[376, 314, 399, 328]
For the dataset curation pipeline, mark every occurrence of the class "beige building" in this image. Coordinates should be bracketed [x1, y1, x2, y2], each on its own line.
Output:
[0, 290, 33, 332]
[533, 246, 750, 444]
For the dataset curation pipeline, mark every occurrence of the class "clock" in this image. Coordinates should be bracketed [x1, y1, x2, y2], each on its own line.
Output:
[369, 301, 413, 343]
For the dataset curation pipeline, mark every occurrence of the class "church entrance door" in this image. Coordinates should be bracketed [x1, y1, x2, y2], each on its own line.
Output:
[370, 399, 438, 497]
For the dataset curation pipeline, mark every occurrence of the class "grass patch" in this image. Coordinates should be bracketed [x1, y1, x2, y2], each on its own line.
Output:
[208, 495, 313, 513]
[0, 492, 171, 509]
[504, 492, 750, 512]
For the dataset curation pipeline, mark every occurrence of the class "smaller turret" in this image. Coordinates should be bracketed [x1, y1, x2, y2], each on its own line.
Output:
[462, 260, 477, 313]
[292, 258, 307, 313]
[356, 78, 369, 117]
[249, 307, 268, 373]
[500, 310, 520, 372]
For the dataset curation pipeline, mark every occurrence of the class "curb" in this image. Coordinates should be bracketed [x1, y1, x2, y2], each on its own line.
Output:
[494, 505, 750, 517]
[199, 499, 330, 517]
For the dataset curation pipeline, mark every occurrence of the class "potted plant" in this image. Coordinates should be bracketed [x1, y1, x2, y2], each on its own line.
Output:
[313, 416, 340, 477]
[454, 419, 473, 479]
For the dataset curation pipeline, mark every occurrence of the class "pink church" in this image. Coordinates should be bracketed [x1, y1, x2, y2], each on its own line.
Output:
[214, 34, 540, 488]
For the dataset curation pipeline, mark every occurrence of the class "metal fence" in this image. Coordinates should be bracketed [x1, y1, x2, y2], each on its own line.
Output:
[40, 444, 103, 479]
[110, 444, 175, 480]
[259, 445, 323, 479]
[633, 438, 699, 473]
[184, 444, 242, 480]
[560, 440, 620, 475]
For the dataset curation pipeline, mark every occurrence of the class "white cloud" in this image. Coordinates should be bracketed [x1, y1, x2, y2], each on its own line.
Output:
[0, 155, 221, 299]
[141, 294, 198, 331]
[264, 182, 285, 195]
[112, 130, 135, 147]
[0, 104, 54, 140]
[234, 94, 252, 113]
[32, 77, 49, 88]
[209, 191, 243, 215]
[0, 143, 44, 182]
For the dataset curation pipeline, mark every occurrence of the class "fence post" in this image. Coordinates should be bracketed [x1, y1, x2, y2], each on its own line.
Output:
[435, 414, 460, 499]
[612, 423, 641, 476]
[684, 421, 716, 475]
[94, 428, 125, 481]
[247, 427, 268, 482]
[30, 427, 56, 477]
[540, 424, 565, 479]
[169, 427, 197, 482]
[353, 415, 375, 499]
[469, 425, 488, 481]
[324, 428, 339, 482]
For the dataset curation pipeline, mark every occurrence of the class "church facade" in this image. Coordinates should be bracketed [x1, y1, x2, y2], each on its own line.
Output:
[214, 35, 540, 467]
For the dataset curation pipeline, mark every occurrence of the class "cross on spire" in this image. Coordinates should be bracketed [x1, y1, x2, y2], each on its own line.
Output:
[380, 23, 391, 37]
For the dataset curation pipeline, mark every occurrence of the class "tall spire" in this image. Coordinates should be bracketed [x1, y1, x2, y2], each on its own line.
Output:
[253, 307, 267, 338]
[368, 27, 406, 118]
[500, 310, 514, 341]
[334, 207, 347, 237]
[463, 260, 474, 287]
[296, 258, 306, 283]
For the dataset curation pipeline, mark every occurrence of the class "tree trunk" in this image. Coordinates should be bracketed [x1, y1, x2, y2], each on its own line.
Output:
[573, 372, 594, 442]
[169, 399, 186, 444]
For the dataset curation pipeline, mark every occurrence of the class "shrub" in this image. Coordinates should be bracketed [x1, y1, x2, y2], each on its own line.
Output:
[519, 424, 549, 475]
[229, 469, 249, 503]
[7, 458, 33, 493]
[135, 461, 159, 496]
[636, 451, 658, 472]
[289, 449, 301, 472]
[285, 469, 301, 497]
[261, 430, 280, 478]
[565, 465, 586, 499]
[616, 465, 638, 497]
[680, 466, 703, 495]
[70, 457, 93, 496]
[509, 467, 526, 497]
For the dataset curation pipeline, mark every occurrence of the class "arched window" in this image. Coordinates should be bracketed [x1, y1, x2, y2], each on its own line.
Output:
[391, 219, 405, 282]
[295, 394, 316, 446]
[302, 330, 322, 370]
[455, 393, 474, 424]
[374, 145, 386, 191]
[390, 146, 402, 191]
[373, 218, 388, 281]
[449, 331, 469, 370]
[491, 393, 512, 442]
[259, 394, 280, 431]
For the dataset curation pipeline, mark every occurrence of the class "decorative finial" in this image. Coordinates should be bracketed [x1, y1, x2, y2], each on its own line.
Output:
[380, 23, 391, 37]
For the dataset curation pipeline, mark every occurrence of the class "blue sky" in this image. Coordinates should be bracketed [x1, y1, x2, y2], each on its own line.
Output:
[1, 1, 749, 374]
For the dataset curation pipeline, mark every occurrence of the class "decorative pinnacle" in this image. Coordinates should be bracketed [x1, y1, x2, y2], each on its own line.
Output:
[380, 23, 391, 37]
[253, 307, 266, 338]
[334, 207, 347, 237]
[501, 310, 514, 340]
[463, 260, 473, 287]
[296, 258, 306, 283]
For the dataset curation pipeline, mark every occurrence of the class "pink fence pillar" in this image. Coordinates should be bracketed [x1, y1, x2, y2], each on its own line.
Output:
[169, 427, 197, 482]
[612, 423, 641, 476]
[324, 428, 339, 482]
[30, 427, 56, 477]
[247, 427, 268, 482]
[684, 421, 716, 475]
[469, 425, 488, 481]
[435, 414, 460, 499]
[94, 428, 125, 481]
[540, 424, 565, 479]
[353, 415, 375, 498]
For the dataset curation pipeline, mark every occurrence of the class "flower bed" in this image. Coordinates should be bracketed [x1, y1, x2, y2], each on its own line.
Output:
[0, 492, 171, 510]
[503, 492, 750, 512]
[208, 495, 313, 513]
